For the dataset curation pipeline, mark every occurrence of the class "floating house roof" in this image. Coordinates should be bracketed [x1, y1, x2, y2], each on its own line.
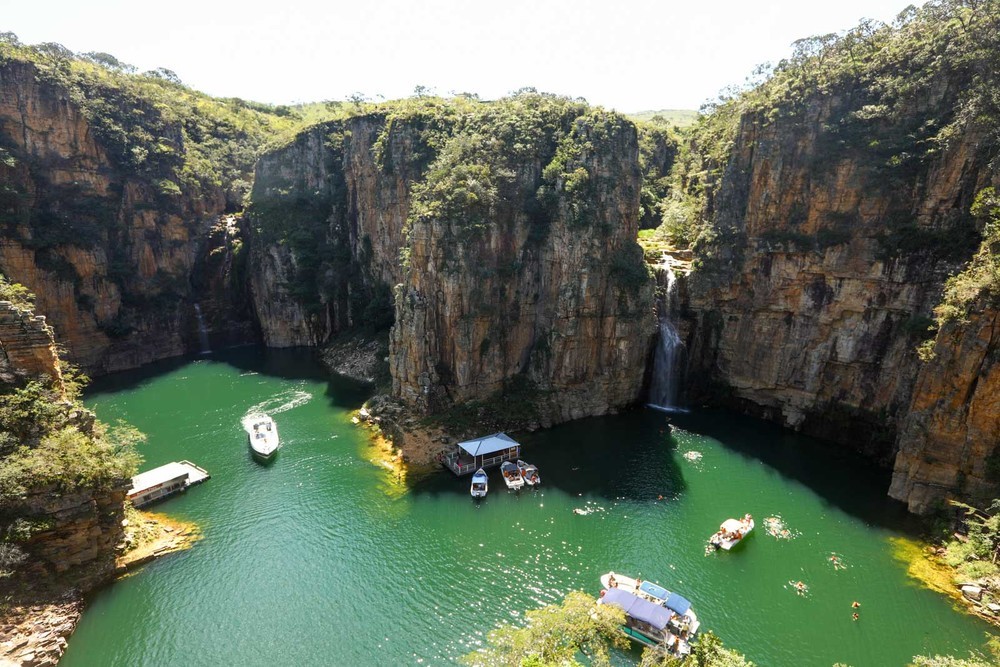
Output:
[602, 588, 672, 630]
[665, 592, 692, 616]
[457, 432, 520, 457]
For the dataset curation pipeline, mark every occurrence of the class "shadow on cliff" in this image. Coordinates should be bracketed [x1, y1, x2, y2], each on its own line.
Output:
[86, 346, 372, 411]
[669, 408, 919, 533]
[405, 410, 689, 502]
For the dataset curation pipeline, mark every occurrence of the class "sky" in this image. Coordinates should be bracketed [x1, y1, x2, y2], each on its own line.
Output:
[4, 0, 925, 112]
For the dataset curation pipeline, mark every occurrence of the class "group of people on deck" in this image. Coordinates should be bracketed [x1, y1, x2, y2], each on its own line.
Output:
[710, 513, 753, 544]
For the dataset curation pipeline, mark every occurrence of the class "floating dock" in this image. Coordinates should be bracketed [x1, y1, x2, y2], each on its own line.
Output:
[442, 432, 521, 476]
[127, 460, 210, 507]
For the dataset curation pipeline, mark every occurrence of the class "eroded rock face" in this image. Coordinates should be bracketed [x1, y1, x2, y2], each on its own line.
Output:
[248, 115, 416, 346]
[0, 60, 249, 373]
[685, 95, 995, 479]
[890, 302, 1000, 512]
[249, 105, 655, 422]
[0, 300, 62, 386]
[391, 116, 654, 421]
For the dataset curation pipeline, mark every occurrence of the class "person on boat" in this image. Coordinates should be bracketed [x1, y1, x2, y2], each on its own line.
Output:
[608, 573, 617, 588]
[635, 577, 643, 590]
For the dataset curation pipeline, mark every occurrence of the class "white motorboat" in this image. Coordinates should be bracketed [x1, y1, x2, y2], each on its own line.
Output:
[517, 460, 541, 486]
[599, 572, 700, 640]
[244, 414, 280, 460]
[471, 468, 488, 498]
[500, 461, 524, 490]
[709, 514, 754, 551]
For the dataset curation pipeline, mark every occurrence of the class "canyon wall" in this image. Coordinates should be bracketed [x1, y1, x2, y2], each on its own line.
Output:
[249, 100, 655, 422]
[679, 11, 1000, 510]
[0, 299, 128, 586]
[0, 58, 258, 374]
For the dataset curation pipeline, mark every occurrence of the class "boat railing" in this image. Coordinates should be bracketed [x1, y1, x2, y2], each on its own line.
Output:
[442, 448, 520, 476]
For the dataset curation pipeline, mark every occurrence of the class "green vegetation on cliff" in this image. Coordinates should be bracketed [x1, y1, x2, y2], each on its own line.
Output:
[664, 0, 1000, 263]
[0, 278, 142, 576]
[0, 33, 321, 211]
[461, 590, 754, 667]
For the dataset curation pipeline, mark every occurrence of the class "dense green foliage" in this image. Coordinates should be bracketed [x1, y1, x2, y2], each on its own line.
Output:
[0, 279, 142, 510]
[0, 371, 143, 502]
[940, 501, 1000, 602]
[460, 590, 628, 667]
[0, 33, 327, 212]
[910, 636, 1000, 667]
[461, 591, 755, 667]
[935, 187, 1000, 324]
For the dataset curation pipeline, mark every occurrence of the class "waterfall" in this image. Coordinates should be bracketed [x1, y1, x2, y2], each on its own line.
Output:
[647, 265, 686, 413]
[193, 303, 211, 354]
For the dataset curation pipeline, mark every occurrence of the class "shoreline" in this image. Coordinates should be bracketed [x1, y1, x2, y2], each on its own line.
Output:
[891, 536, 1000, 629]
[0, 510, 200, 666]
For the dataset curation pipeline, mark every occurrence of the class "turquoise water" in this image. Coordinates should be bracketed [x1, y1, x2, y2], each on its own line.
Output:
[60, 348, 993, 666]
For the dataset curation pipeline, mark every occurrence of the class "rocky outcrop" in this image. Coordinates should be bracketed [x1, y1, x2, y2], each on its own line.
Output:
[686, 45, 995, 511]
[0, 300, 61, 386]
[247, 114, 418, 347]
[391, 113, 654, 421]
[890, 301, 1000, 512]
[0, 59, 253, 374]
[250, 102, 655, 423]
[7, 484, 128, 585]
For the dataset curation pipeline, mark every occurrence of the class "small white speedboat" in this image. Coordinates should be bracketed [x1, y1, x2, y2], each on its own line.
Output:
[471, 468, 488, 498]
[517, 460, 541, 486]
[500, 461, 524, 490]
[244, 414, 280, 460]
[709, 514, 754, 551]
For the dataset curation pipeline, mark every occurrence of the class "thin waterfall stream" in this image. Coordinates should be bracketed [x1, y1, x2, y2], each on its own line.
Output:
[647, 263, 686, 412]
[193, 303, 211, 354]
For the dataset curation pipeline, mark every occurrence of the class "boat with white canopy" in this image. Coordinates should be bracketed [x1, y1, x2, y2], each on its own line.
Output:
[709, 514, 754, 550]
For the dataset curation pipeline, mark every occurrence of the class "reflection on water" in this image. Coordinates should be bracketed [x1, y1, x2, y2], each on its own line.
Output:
[61, 348, 993, 667]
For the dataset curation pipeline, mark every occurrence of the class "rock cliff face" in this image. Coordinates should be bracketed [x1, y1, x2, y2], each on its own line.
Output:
[391, 113, 654, 420]
[0, 300, 62, 386]
[0, 59, 253, 373]
[248, 115, 412, 346]
[249, 100, 655, 421]
[682, 79, 998, 507]
[890, 300, 1000, 512]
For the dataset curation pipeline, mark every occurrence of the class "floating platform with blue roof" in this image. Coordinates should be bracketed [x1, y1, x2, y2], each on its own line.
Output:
[441, 432, 521, 476]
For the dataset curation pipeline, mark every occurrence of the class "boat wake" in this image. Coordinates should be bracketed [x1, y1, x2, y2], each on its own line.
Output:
[244, 386, 312, 421]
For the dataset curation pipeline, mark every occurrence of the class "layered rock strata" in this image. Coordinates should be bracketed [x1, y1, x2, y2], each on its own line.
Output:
[0, 59, 251, 374]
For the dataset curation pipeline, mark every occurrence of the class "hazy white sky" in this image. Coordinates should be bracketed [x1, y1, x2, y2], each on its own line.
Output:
[5, 0, 924, 111]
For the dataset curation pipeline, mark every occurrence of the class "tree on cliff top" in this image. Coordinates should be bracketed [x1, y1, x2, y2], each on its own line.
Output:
[461, 591, 755, 667]
[460, 590, 628, 667]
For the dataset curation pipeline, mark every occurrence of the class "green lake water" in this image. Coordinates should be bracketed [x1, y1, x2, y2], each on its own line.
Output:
[59, 348, 993, 666]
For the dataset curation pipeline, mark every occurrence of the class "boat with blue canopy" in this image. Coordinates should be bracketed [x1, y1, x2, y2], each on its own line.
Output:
[600, 571, 700, 643]
[598, 587, 693, 656]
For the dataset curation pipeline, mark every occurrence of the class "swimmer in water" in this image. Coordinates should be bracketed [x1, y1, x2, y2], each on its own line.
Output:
[852, 612, 859, 621]
[852, 601, 860, 609]
[792, 581, 807, 596]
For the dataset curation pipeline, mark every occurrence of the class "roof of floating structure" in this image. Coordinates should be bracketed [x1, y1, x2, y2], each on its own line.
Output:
[457, 432, 520, 457]
[665, 592, 692, 616]
[602, 588, 672, 630]
[130, 462, 191, 493]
